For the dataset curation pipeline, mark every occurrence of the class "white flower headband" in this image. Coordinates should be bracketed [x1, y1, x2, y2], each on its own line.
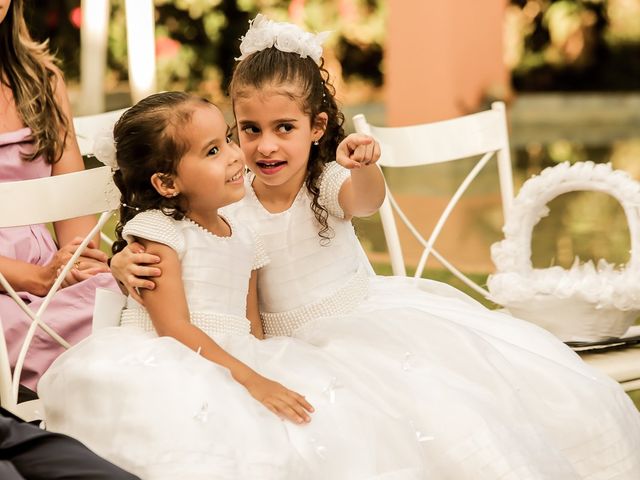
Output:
[237, 14, 330, 64]
[92, 128, 118, 170]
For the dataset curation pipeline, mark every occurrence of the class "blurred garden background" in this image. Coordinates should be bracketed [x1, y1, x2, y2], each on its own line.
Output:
[29, 0, 640, 305]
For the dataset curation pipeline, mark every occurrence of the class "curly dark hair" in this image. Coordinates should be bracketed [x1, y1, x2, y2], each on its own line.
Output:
[111, 91, 211, 254]
[228, 47, 345, 242]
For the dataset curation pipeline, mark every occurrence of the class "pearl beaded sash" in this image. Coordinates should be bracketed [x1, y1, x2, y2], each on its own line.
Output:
[261, 267, 369, 337]
[120, 309, 251, 337]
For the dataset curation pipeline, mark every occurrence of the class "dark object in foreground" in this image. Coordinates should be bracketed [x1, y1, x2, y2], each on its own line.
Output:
[0, 411, 140, 480]
[567, 335, 640, 353]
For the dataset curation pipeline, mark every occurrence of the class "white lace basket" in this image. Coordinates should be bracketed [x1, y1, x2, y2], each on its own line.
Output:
[488, 161, 640, 342]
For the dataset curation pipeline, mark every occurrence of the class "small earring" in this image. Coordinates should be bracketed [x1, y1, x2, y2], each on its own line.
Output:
[167, 192, 178, 198]
[313, 140, 319, 146]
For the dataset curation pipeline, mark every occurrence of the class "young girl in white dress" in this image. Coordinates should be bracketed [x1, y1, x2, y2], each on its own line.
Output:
[38, 92, 432, 480]
[112, 16, 640, 479]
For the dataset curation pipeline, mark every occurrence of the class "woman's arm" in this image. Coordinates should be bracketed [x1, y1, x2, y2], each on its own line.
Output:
[0, 237, 106, 295]
[48, 69, 109, 285]
[0, 71, 108, 294]
[335, 133, 385, 218]
[246, 270, 264, 339]
[0, 257, 55, 296]
[142, 239, 312, 423]
[49, 69, 103, 250]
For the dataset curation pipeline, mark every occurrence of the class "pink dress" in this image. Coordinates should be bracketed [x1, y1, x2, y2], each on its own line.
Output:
[0, 128, 119, 390]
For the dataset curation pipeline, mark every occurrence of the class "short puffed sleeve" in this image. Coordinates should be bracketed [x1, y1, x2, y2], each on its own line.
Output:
[122, 210, 186, 258]
[250, 227, 270, 270]
[318, 161, 350, 219]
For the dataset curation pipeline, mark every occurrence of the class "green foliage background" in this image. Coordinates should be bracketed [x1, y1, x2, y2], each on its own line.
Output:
[506, 0, 640, 90]
[28, 0, 385, 102]
[28, 0, 640, 97]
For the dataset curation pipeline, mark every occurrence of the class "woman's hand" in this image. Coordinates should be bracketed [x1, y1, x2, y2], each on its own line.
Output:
[242, 373, 314, 424]
[41, 237, 109, 292]
[110, 242, 161, 304]
[336, 133, 381, 170]
[59, 257, 111, 288]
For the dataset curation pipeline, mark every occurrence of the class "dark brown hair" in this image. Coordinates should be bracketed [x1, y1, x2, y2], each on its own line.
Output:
[0, 0, 69, 163]
[229, 48, 345, 242]
[111, 91, 211, 254]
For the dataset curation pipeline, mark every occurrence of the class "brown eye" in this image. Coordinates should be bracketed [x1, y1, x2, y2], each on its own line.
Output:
[278, 123, 294, 133]
[242, 125, 259, 134]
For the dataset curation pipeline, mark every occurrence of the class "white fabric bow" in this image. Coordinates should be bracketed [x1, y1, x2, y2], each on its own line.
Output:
[237, 14, 330, 64]
[93, 128, 118, 170]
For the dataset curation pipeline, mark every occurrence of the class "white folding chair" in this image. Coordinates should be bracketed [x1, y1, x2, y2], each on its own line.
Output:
[0, 109, 124, 421]
[353, 101, 514, 298]
[73, 108, 128, 157]
[92, 287, 127, 333]
[0, 166, 119, 420]
[353, 102, 640, 394]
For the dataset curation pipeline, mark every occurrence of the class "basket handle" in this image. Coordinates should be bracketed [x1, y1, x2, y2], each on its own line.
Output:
[493, 162, 640, 273]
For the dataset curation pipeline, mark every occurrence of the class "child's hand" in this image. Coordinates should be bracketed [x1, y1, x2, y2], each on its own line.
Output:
[336, 133, 381, 169]
[243, 373, 314, 424]
[111, 243, 161, 304]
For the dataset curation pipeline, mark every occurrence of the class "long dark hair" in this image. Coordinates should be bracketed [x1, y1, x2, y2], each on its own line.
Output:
[111, 91, 211, 254]
[229, 48, 345, 242]
[0, 0, 69, 163]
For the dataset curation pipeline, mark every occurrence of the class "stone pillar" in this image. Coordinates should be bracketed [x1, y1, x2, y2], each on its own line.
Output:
[124, 0, 157, 103]
[79, 0, 109, 114]
[385, 0, 509, 125]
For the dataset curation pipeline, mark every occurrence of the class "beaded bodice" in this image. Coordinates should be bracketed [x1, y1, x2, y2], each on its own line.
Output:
[228, 163, 369, 336]
[120, 210, 268, 337]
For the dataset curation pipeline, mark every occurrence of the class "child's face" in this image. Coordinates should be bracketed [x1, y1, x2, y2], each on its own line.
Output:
[234, 86, 326, 193]
[173, 104, 245, 214]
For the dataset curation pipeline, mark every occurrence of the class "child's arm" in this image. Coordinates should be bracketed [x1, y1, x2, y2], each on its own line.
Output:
[335, 133, 385, 218]
[246, 270, 264, 339]
[140, 239, 312, 423]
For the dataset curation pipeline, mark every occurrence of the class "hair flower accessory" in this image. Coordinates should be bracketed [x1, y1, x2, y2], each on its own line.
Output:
[237, 14, 330, 64]
[93, 128, 118, 170]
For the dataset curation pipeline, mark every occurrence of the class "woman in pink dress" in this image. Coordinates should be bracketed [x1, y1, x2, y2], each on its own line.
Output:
[0, 0, 118, 391]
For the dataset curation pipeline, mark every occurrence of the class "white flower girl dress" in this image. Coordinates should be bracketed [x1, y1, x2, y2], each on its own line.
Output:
[227, 163, 640, 479]
[38, 210, 429, 480]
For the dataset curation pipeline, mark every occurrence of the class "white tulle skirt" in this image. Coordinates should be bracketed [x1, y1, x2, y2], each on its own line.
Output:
[39, 277, 640, 479]
[288, 275, 640, 479]
[38, 326, 427, 480]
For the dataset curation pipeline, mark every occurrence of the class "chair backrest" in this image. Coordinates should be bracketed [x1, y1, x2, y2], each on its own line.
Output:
[73, 107, 128, 248]
[92, 287, 127, 333]
[73, 108, 128, 156]
[352, 101, 514, 298]
[0, 109, 124, 421]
